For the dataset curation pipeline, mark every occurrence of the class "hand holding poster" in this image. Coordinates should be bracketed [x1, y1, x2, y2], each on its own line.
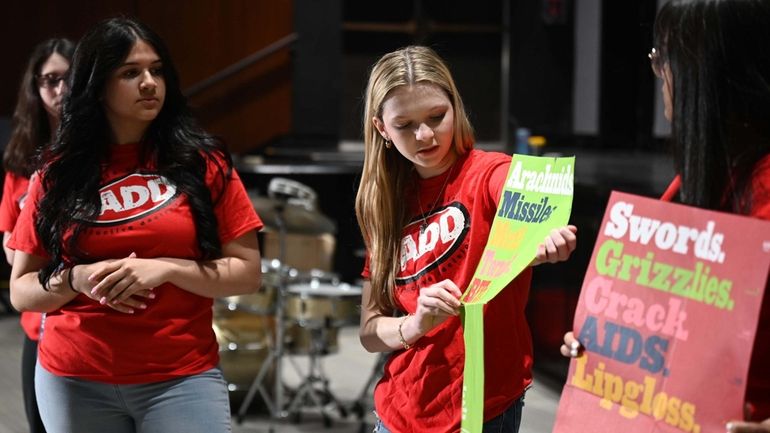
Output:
[554, 191, 770, 433]
[461, 154, 575, 433]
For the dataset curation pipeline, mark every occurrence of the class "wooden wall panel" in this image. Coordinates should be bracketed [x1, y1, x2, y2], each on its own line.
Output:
[0, 0, 139, 115]
[137, 0, 293, 154]
[1, 0, 292, 154]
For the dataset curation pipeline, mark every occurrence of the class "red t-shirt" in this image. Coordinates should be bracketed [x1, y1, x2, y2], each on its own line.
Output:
[661, 158, 770, 421]
[0, 172, 30, 232]
[0, 172, 42, 340]
[364, 149, 533, 433]
[9, 143, 262, 384]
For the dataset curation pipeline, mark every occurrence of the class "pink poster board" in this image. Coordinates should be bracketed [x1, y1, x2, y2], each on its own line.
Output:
[554, 191, 770, 433]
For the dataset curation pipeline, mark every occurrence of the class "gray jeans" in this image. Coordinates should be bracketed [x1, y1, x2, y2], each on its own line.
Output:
[35, 363, 231, 433]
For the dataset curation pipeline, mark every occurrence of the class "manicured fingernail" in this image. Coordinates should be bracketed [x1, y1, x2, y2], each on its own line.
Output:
[99, 297, 107, 305]
[570, 348, 578, 357]
[139, 304, 147, 309]
[149, 293, 156, 299]
[128, 309, 134, 314]
[571, 341, 580, 350]
[91, 289, 98, 295]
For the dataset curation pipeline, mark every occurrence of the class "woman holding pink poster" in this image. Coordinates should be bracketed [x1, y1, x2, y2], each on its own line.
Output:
[563, 0, 770, 431]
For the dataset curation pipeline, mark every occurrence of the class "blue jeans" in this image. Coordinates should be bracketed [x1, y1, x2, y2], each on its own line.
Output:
[35, 363, 231, 433]
[374, 393, 525, 433]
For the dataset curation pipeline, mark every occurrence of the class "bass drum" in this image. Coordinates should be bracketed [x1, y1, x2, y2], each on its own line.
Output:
[213, 309, 275, 410]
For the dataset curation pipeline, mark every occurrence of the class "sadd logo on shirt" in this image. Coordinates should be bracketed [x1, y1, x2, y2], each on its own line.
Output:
[96, 173, 178, 225]
[397, 202, 469, 284]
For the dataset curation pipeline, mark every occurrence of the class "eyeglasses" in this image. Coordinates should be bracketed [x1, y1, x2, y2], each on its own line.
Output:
[648, 47, 666, 79]
[36, 73, 65, 89]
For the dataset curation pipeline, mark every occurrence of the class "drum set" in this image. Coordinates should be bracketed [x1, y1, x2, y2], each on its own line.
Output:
[213, 178, 364, 428]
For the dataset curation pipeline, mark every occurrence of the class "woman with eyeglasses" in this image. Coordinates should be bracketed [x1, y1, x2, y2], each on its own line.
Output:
[562, 1, 770, 432]
[1, 37, 74, 433]
[7, 17, 263, 433]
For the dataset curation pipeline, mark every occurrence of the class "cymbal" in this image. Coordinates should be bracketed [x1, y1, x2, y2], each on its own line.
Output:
[249, 194, 336, 235]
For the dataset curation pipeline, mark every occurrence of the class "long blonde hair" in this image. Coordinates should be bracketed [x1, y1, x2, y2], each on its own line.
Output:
[355, 46, 475, 313]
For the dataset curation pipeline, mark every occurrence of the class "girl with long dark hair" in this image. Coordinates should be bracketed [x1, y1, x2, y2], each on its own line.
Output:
[563, 1, 770, 431]
[1, 36, 74, 433]
[8, 18, 263, 433]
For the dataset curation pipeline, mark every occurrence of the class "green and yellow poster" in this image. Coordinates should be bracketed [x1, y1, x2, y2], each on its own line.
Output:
[460, 154, 575, 433]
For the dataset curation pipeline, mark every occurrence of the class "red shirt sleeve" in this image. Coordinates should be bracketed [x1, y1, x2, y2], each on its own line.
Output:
[7, 174, 48, 258]
[750, 157, 770, 219]
[0, 173, 29, 232]
[205, 154, 263, 244]
[488, 158, 512, 207]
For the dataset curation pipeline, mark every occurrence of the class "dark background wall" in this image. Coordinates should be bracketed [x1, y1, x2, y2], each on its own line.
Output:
[509, 0, 575, 138]
[0, 0, 293, 154]
[340, 0, 504, 143]
[291, 0, 342, 148]
[1, 0, 665, 153]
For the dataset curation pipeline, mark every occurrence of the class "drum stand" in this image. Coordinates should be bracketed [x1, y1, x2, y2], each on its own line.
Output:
[236, 202, 290, 428]
[238, 178, 348, 429]
[237, 184, 344, 429]
[280, 322, 345, 426]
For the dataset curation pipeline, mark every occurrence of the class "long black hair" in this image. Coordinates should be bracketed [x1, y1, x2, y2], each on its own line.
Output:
[36, 17, 231, 286]
[4, 38, 75, 177]
[654, 0, 770, 212]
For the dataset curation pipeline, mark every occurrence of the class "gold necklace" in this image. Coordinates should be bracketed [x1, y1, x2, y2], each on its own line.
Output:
[417, 163, 454, 234]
